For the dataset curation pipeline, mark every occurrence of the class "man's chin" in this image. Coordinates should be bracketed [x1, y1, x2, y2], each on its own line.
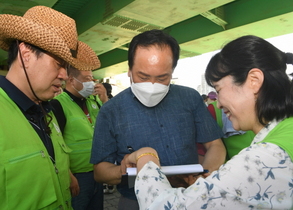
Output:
[41, 93, 55, 102]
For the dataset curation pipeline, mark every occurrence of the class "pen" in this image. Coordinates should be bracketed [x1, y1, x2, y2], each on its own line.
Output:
[193, 169, 209, 177]
[127, 146, 134, 153]
[203, 169, 209, 174]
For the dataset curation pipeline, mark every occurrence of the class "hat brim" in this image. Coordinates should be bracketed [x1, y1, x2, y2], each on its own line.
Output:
[73, 41, 100, 71]
[0, 14, 100, 70]
[0, 14, 74, 65]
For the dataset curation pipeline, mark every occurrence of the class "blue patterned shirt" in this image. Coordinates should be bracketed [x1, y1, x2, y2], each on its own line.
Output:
[90, 85, 223, 198]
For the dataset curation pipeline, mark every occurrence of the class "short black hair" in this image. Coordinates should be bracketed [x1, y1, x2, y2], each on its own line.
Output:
[67, 66, 81, 78]
[201, 94, 208, 100]
[7, 40, 46, 67]
[128, 29, 180, 71]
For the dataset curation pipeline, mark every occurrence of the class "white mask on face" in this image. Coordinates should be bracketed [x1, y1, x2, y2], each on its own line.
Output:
[73, 77, 95, 98]
[130, 75, 170, 107]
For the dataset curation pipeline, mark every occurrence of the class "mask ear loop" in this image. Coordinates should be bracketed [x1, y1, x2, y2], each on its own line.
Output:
[72, 77, 83, 93]
[129, 71, 135, 84]
[17, 40, 52, 134]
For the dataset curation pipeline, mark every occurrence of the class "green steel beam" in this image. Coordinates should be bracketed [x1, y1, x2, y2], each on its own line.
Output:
[224, 0, 293, 29]
[164, 15, 223, 44]
[98, 48, 128, 68]
[95, 0, 293, 78]
[74, 0, 134, 35]
[165, 0, 293, 44]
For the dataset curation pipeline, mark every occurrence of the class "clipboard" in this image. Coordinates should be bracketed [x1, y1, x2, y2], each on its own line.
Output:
[123, 164, 203, 188]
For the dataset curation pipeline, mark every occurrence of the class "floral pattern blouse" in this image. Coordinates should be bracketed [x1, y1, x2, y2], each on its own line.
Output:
[135, 120, 293, 209]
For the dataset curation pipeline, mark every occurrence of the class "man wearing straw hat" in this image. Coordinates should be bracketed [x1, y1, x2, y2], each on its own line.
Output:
[0, 6, 100, 210]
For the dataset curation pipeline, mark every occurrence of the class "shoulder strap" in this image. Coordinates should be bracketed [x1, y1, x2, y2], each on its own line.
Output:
[93, 95, 101, 109]
[50, 99, 66, 134]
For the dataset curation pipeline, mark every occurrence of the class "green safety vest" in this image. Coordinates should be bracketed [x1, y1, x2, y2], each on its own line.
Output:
[260, 117, 293, 161]
[210, 101, 223, 128]
[54, 92, 99, 173]
[210, 101, 255, 160]
[0, 88, 72, 210]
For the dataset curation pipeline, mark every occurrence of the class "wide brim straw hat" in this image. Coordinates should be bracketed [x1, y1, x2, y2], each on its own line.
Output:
[0, 6, 100, 71]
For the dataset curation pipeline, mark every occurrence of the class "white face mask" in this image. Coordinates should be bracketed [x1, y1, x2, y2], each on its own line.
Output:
[73, 77, 95, 98]
[130, 75, 170, 107]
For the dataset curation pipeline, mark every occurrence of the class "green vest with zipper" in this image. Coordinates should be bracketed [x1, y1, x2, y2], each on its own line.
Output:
[210, 101, 223, 128]
[260, 117, 293, 161]
[0, 88, 72, 210]
[54, 92, 99, 173]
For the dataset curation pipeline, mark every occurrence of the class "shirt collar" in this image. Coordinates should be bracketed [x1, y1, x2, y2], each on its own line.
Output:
[64, 89, 86, 107]
[252, 119, 280, 144]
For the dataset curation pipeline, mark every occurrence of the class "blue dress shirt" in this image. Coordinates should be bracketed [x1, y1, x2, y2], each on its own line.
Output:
[90, 84, 223, 199]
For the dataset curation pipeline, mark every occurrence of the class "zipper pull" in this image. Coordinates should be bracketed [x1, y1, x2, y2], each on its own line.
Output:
[40, 150, 45, 157]
[54, 164, 59, 174]
[49, 155, 59, 174]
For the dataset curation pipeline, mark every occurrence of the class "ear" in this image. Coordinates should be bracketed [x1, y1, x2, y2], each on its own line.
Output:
[17, 42, 31, 68]
[67, 76, 75, 84]
[247, 68, 264, 94]
[127, 70, 131, 77]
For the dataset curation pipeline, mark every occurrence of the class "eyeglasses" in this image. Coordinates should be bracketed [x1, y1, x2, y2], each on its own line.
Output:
[56, 60, 70, 72]
[46, 51, 70, 71]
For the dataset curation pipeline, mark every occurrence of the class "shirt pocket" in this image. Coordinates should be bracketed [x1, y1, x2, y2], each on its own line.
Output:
[5, 150, 58, 209]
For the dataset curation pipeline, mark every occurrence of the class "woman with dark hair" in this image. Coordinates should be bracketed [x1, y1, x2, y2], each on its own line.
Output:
[123, 35, 293, 209]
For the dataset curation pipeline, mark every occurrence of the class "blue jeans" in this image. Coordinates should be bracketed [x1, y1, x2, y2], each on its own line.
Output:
[72, 171, 103, 210]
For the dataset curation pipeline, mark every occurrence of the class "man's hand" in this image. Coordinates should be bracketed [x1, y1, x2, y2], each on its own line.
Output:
[70, 172, 80, 197]
[120, 154, 136, 175]
[168, 171, 211, 188]
[93, 83, 108, 103]
[167, 175, 190, 188]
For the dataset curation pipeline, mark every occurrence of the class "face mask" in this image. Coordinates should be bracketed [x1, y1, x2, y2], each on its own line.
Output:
[73, 77, 95, 98]
[130, 75, 170, 107]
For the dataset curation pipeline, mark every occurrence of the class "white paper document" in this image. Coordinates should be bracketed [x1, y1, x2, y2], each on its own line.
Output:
[126, 164, 203, 176]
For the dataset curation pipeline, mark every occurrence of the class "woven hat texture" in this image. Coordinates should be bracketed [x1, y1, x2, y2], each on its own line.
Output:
[0, 6, 100, 70]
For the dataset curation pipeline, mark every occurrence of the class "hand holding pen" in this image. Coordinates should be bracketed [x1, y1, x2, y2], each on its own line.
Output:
[119, 146, 136, 175]
[123, 146, 136, 169]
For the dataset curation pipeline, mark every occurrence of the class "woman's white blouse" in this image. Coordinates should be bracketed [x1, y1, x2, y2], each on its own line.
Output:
[135, 121, 293, 209]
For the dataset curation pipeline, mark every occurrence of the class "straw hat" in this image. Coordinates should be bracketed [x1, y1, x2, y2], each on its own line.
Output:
[0, 6, 100, 71]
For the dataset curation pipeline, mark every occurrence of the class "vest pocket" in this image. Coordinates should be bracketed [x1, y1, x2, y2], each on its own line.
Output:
[5, 150, 58, 209]
[70, 148, 93, 173]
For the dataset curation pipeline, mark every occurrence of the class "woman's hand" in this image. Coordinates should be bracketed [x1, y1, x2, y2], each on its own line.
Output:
[124, 147, 160, 173]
